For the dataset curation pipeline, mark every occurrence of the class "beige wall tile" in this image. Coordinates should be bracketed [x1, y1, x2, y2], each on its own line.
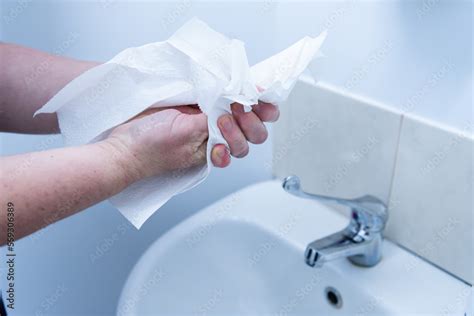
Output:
[385, 115, 473, 283]
[275, 80, 402, 204]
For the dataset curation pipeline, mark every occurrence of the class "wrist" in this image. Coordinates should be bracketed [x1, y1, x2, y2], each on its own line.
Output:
[94, 138, 145, 186]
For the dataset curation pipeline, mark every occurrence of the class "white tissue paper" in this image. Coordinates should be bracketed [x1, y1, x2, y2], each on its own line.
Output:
[35, 18, 327, 228]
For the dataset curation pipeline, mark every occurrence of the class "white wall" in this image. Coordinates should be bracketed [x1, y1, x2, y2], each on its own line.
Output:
[0, 1, 276, 315]
[274, 0, 472, 131]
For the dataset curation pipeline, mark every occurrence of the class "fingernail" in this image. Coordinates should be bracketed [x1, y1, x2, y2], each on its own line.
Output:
[232, 103, 245, 114]
[220, 116, 233, 132]
[213, 146, 229, 167]
[216, 146, 227, 159]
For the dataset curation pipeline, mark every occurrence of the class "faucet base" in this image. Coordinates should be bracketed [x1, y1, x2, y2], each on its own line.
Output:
[348, 235, 383, 267]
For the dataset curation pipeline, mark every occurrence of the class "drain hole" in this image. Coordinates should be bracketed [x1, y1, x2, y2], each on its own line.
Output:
[325, 287, 342, 309]
[327, 291, 338, 305]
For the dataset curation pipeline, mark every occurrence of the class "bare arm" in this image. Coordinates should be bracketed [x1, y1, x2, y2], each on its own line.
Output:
[0, 140, 137, 243]
[0, 42, 98, 134]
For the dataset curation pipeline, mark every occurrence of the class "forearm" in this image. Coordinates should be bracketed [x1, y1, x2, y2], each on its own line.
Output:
[0, 140, 137, 244]
[0, 42, 98, 134]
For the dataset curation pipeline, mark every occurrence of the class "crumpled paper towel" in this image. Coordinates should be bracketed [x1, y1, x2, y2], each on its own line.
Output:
[35, 18, 327, 228]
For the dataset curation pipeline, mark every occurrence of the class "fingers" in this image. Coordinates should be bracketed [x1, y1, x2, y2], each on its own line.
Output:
[216, 101, 278, 163]
[217, 114, 249, 158]
[172, 101, 278, 169]
[230, 103, 268, 144]
[185, 113, 232, 168]
[252, 101, 280, 122]
[211, 144, 231, 168]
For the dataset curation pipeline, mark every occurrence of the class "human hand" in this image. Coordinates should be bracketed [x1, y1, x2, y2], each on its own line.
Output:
[212, 101, 279, 167]
[103, 102, 279, 180]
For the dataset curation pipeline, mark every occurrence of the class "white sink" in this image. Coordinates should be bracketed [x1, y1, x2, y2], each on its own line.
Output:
[117, 181, 470, 315]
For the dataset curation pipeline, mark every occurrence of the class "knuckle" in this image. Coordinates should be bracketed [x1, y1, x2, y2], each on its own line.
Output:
[251, 129, 268, 144]
[256, 104, 279, 122]
[233, 141, 249, 158]
[271, 108, 280, 122]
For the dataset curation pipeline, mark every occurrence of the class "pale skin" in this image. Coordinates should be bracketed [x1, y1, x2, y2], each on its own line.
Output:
[0, 43, 279, 243]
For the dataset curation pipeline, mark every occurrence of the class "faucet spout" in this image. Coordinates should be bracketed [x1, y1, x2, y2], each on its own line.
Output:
[283, 175, 387, 268]
[305, 229, 383, 267]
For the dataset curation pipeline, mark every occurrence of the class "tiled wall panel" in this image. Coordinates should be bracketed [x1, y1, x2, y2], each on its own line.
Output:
[274, 79, 473, 283]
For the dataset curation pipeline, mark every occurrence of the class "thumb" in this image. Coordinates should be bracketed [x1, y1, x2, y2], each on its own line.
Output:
[181, 113, 209, 142]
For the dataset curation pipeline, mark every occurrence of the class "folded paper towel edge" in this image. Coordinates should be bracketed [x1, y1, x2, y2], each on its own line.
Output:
[111, 161, 210, 229]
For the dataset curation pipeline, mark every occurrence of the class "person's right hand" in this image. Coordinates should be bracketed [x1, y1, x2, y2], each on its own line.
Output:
[104, 106, 209, 180]
[103, 101, 279, 182]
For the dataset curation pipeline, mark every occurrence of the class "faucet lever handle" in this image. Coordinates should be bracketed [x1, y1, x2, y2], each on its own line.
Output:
[282, 175, 388, 233]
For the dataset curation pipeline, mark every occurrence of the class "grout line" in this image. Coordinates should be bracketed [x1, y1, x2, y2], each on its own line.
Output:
[386, 113, 404, 211]
[285, 84, 294, 175]
[299, 76, 407, 207]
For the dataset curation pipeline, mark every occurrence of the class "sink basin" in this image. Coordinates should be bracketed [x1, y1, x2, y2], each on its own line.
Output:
[117, 181, 470, 315]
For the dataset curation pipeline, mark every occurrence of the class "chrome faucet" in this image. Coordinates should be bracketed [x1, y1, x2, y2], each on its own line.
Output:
[282, 175, 388, 268]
